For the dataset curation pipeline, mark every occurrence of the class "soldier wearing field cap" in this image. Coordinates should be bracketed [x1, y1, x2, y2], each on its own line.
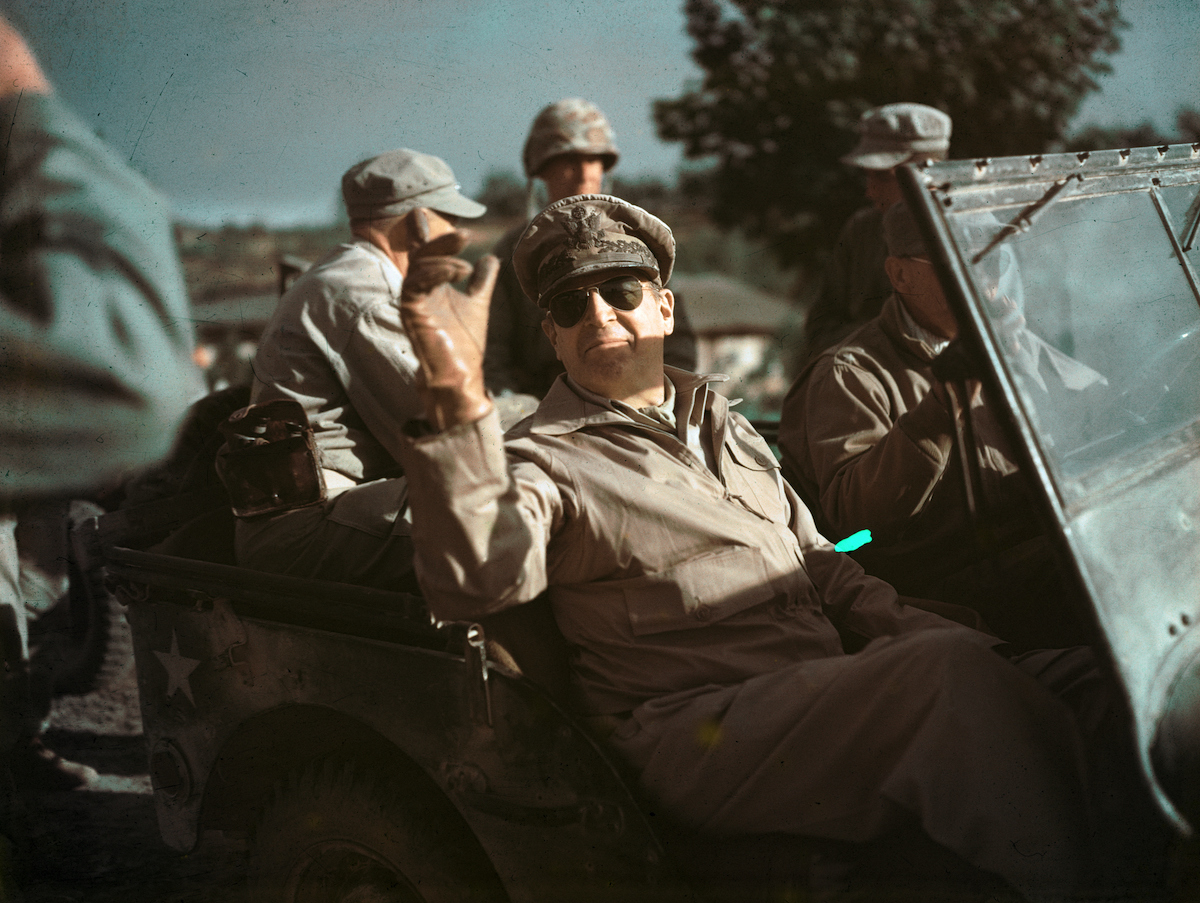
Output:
[801, 103, 952, 365]
[484, 99, 695, 406]
[781, 201, 1092, 650]
[227, 148, 495, 589]
[391, 193, 1162, 901]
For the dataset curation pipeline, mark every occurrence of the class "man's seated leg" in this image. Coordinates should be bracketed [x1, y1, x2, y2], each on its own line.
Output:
[1, 515, 97, 792]
[234, 477, 418, 593]
[608, 627, 1099, 901]
[1013, 645, 1174, 898]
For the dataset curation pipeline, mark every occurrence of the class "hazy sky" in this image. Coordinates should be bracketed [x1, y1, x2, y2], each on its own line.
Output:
[7, 0, 1199, 227]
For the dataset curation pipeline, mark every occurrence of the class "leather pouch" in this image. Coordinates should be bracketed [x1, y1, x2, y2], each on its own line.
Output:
[215, 400, 326, 518]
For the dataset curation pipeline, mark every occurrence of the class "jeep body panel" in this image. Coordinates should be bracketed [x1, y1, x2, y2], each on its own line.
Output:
[94, 537, 688, 902]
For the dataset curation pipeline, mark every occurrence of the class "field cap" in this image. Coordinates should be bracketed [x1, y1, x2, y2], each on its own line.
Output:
[841, 103, 952, 170]
[882, 202, 929, 258]
[341, 149, 485, 220]
[523, 98, 620, 179]
[513, 194, 674, 306]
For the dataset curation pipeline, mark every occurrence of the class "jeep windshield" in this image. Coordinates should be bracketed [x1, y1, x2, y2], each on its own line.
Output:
[902, 145, 1200, 832]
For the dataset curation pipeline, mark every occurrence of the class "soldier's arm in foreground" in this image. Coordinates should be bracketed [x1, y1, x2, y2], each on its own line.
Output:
[0, 17, 199, 495]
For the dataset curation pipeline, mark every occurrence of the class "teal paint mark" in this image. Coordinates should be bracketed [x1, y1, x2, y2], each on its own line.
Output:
[834, 529, 872, 552]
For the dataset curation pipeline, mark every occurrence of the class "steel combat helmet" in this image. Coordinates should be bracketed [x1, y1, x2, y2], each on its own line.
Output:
[522, 98, 620, 179]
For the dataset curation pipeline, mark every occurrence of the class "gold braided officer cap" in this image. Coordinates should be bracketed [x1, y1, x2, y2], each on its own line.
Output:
[512, 194, 675, 307]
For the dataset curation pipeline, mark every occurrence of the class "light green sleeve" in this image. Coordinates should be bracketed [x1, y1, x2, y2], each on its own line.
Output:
[0, 92, 203, 497]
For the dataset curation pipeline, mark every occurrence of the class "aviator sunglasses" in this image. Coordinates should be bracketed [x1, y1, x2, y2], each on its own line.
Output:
[546, 276, 646, 329]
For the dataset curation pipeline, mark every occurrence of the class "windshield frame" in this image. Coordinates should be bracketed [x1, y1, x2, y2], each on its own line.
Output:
[900, 143, 1200, 831]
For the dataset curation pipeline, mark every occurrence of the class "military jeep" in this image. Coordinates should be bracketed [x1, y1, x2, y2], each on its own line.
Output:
[74, 139, 1200, 902]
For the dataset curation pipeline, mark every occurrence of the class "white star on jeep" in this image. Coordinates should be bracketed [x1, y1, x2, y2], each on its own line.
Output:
[154, 630, 201, 705]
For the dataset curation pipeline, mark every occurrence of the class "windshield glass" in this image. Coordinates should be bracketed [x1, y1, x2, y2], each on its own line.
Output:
[948, 187, 1200, 503]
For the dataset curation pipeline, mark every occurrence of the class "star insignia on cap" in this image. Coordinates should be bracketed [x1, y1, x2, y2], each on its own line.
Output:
[154, 630, 201, 706]
[563, 205, 604, 250]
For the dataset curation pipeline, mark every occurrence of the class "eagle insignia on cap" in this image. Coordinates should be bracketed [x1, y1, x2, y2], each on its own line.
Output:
[563, 205, 605, 250]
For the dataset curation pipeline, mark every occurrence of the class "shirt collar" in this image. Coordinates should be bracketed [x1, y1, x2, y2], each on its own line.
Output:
[897, 297, 951, 356]
[531, 367, 727, 438]
[567, 375, 678, 433]
[356, 239, 403, 298]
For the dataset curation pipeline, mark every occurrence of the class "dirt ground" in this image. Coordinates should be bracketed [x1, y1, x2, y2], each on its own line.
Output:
[14, 627, 252, 903]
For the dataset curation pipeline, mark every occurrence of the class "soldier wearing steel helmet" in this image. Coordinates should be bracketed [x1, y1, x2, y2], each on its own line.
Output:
[483, 98, 696, 405]
[800, 103, 952, 366]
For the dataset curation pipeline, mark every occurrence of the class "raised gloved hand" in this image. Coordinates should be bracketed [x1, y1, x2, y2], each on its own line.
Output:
[400, 210, 500, 430]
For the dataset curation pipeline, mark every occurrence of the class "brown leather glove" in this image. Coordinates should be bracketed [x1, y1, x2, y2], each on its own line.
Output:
[400, 212, 500, 431]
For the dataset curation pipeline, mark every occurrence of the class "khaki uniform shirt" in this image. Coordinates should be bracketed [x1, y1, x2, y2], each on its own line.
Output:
[250, 241, 418, 484]
[401, 367, 952, 715]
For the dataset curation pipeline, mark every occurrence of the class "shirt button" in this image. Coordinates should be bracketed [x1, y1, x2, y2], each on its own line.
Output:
[695, 606, 712, 621]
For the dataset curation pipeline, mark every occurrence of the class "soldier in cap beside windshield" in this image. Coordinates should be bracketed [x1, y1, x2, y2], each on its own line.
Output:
[800, 102, 952, 366]
[483, 98, 696, 407]
[390, 193, 1167, 902]
[780, 201, 1095, 651]
[224, 148, 495, 590]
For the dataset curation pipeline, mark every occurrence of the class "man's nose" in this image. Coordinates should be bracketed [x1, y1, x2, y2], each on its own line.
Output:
[580, 288, 618, 325]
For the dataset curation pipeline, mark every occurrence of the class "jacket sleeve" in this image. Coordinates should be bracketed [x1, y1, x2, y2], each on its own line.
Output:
[798, 356, 956, 540]
[0, 92, 200, 496]
[398, 409, 565, 622]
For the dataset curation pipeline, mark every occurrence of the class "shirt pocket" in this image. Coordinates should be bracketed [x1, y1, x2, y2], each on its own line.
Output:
[724, 432, 788, 524]
[623, 545, 779, 636]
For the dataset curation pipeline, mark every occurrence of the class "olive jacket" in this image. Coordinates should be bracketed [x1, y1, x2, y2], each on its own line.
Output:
[800, 205, 893, 366]
[401, 367, 955, 715]
[780, 294, 1040, 602]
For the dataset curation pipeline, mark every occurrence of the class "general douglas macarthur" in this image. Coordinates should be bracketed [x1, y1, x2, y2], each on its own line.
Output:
[394, 195, 1164, 901]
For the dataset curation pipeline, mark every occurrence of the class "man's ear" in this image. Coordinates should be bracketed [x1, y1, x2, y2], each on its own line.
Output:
[541, 314, 561, 358]
[658, 287, 676, 335]
[883, 256, 907, 293]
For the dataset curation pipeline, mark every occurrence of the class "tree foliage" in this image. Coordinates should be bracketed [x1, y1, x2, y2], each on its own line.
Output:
[655, 0, 1124, 271]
